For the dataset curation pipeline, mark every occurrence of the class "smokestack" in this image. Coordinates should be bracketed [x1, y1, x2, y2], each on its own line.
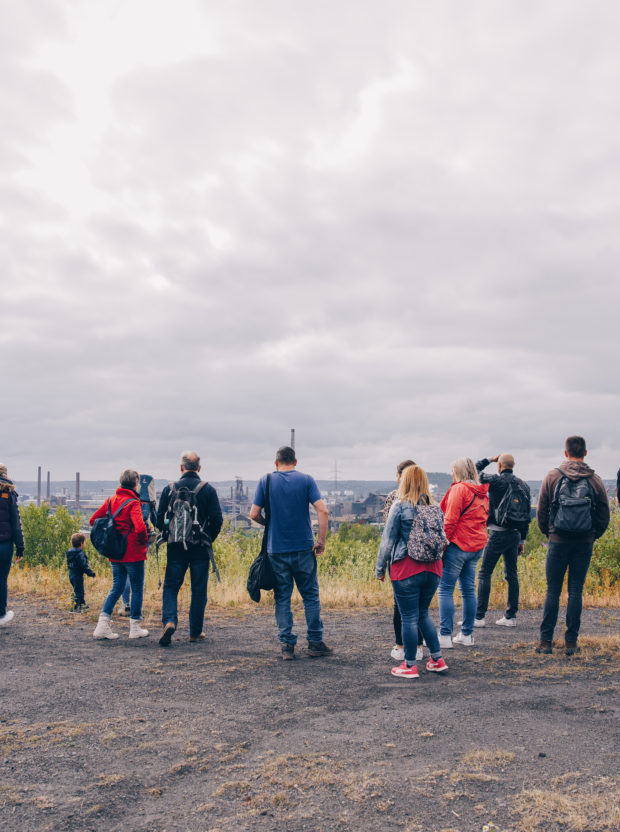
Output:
[75, 472, 80, 511]
[37, 466, 41, 507]
[290, 428, 295, 451]
[46, 471, 51, 501]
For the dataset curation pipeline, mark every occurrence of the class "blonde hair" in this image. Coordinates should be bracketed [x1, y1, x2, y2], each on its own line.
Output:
[398, 465, 432, 506]
[450, 457, 480, 484]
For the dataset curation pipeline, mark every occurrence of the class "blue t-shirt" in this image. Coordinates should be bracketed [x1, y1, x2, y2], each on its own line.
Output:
[253, 470, 322, 554]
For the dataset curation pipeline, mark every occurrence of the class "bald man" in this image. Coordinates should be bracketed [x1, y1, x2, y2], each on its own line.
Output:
[473, 454, 532, 627]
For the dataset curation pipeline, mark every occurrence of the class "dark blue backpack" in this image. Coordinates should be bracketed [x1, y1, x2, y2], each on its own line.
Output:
[90, 498, 132, 560]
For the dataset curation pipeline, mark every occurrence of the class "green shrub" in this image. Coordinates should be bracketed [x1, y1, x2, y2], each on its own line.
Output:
[20, 504, 80, 567]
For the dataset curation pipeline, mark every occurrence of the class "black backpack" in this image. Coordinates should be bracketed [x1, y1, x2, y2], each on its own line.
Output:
[90, 498, 132, 560]
[162, 481, 210, 548]
[494, 475, 531, 529]
[247, 475, 276, 602]
[550, 470, 595, 536]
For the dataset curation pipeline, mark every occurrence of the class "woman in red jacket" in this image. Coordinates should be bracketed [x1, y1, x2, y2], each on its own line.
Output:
[91, 470, 149, 640]
[438, 458, 489, 649]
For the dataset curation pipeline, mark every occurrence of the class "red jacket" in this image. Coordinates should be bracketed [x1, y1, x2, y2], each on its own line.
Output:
[90, 487, 148, 563]
[440, 481, 489, 552]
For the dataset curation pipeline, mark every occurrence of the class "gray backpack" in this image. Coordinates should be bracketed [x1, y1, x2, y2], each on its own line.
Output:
[164, 481, 210, 548]
[406, 497, 448, 562]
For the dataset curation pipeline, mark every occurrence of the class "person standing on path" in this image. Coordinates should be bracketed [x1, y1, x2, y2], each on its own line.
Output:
[474, 454, 531, 628]
[157, 451, 223, 647]
[536, 436, 610, 656]
[250, 446, 331, 660]
[0, 463, 25, 627]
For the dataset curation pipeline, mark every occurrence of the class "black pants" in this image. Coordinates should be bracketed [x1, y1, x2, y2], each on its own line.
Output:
[68, 569, 85, 606]
[476, 529, 520, 620]
[540, 539, 593, 643]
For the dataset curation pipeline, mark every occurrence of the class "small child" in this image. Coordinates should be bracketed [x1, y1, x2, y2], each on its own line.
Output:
[66, 533, 96, 612]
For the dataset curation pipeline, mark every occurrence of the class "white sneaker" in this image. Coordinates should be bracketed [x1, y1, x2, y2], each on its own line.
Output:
[390, 645, 405, 661]
[438, 635, 453, 649]
[416, 646, 424, 661]
[93, 614, 119, 640]
[458, 617, 486, 627]
[496, 616, 517, 627]
[129, 619, 149, 639]
[0, 610, 15, 626]
[453, 632, 475, 646]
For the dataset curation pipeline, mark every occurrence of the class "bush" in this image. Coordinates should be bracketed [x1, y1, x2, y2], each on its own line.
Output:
[20, 504, 80, 567]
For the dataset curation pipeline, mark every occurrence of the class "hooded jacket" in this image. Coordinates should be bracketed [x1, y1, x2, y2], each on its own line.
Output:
[0, 476, 25, 555]
[537, 460, 610, 543]
[89, 487, 148, 562]
[440, 481, 489, 552]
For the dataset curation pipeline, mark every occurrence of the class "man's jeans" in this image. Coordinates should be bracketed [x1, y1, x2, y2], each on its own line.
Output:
[476, 529, 521, 620]
[438, 543, 483, 636]
[162, 551, 209, 638]
[392, 571, 441, 663]
[0, 541, 13, 618]
[540, 539, 593, 643]
[269, 549, 323, 645]
[102, 561, 145, 619]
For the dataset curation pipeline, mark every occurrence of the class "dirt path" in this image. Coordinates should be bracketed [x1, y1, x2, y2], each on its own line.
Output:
[1, 598, 618, 832]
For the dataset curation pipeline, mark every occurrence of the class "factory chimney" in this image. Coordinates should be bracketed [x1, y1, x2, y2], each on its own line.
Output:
[46, 471, 51, 502]
[37, 466, 41, 507]
[75, 472, 80, 511]
[290, 428, 295, 451]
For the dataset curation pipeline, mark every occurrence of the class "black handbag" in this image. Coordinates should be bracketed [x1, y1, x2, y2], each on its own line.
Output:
[246, 474, 276, 602]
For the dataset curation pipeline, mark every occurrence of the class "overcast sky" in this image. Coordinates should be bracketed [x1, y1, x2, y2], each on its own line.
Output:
[3, 0, 619, 483]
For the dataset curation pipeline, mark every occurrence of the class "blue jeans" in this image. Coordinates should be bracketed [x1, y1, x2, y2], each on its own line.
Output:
[540, 539, 593, 643]
[162, 551, 209, 638]
[392, 571, 441, 663]
[102, 561, 145, 619]
[269, 549, 323, 645]
[122, 575, 130, 606]
[0, 541, 13, 618]
[438, 543, 483, 636]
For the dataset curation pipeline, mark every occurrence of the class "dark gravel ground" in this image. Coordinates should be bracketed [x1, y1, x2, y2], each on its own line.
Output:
[0, 597, 618, 832]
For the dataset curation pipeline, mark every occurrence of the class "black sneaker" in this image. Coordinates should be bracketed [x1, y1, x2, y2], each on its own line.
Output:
[159, 622, 175, 647]
[307, 641, 333, 657]
[281, 643, 295, 661]
[565, 641, 580, 656]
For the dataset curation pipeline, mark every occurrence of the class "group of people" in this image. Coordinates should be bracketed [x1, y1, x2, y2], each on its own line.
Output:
[0, 438, 614, 672]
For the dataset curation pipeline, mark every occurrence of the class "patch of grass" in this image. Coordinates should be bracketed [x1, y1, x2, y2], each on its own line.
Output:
[513, 776, 620, 831]
[461, 749, 515, 770]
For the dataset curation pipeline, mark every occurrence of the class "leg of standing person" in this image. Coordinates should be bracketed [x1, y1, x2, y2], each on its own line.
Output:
[187, 556, 209, 639]
[291, 549, 328, 652]
[0, 541, 14, 622]
[102, 563, 129, 616]
[122, 575, 131, 614]
[269, 552, 297, 647]
[391, 575, 421, 667]
[393, 597, 402, 647]
[539, 542, 570, 646]
[456, 549, 483, 637]
[502, 530, 521, 620]
[70, 570, 85, 608]
[476, 532, 504, 621]
[416, 572, 442, 660]
[126, 561, 145, 620]
[161, 554, 188, 629]
[564, 540, 593, 648]
[438, 543, 467, 638]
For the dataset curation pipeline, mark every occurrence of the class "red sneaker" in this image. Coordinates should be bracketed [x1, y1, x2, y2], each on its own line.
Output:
[391, 661, 419, 679]
[426, 657, 448, 673]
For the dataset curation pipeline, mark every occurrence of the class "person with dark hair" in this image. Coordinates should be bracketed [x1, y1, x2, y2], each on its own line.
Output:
[250, 446, 331, 660]
[66, 532, 95, 612]
[382, 460, 423, 662]
[0, 463, 25, 627]
[90, 469, 149, 639]
[536, 436, 610, 655]
[157, 451, 223, 646]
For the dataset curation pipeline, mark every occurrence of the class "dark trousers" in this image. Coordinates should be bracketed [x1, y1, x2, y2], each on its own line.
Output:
[0, 541, 13, 618]
[162, 548, 210, 638]
[476, 529, 521, 620]
[540, 539, 593, 644]
[68, 569, 85, 606]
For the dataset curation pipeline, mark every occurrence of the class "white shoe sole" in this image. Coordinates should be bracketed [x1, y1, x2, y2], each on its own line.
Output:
[496, 619, 517, 627]
[129, 631, 149, 639]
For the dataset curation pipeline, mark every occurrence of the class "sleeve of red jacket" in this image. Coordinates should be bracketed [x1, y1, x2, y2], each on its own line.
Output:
[442, 485, 464, 542]
[130, 500, 148, 547]
[89, 500, 108, 527]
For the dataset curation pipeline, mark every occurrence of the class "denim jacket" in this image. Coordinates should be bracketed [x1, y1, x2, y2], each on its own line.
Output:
[375, 500, 419, 579]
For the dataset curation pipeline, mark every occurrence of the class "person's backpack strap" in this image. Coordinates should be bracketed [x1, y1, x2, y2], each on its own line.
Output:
[459, 494, 477, 518]
[110, 498, 133, 519]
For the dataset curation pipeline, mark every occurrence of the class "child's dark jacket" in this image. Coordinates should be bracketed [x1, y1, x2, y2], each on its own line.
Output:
[66, 548, 95, 577]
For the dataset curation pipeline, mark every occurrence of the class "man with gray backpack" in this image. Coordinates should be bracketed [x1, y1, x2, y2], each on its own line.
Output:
[536, 436, 610, 656]
[474, 454, 532, 628]
[156, 451, 223, 647]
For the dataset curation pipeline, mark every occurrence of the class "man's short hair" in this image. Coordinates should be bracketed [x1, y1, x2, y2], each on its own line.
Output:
[71, 532, 85, 548]
[181, 451, 200, 471]
[120, 469, 139, 489]
[565, 435, 586, 458]
[276, 446, 296, 465]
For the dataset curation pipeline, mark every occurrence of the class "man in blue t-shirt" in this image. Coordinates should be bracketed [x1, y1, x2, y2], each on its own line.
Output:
[250, 446, 331, 660]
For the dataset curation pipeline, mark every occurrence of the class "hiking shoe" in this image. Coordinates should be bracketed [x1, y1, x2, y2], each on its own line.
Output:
[93, 614, 119, 640]
[129, 619, 149, 639]
[390, 645, 405, 661]
[189, 632, 206, 642]
[426, 657, 448, 673]
[496, 616, 517, 627]
[416, 645, 424, 662]
[391, 661, 419, 679]
[0, 610, 15, 626]
[535, 640, 553, 654]
[438, 634, 453, 649]
[158, 622, 175, 647]
[453, 632, 474, 646]
[307, 641, 333, 657]
[281, 643, 295, 660]
[565, 641, 580, 656]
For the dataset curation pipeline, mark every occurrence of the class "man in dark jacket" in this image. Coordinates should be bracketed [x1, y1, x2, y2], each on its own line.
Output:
[474, 455, 531, 628]
[536, 436, 610, 655]
[157, 451, 223, 646]
[0, 463, 25, 626]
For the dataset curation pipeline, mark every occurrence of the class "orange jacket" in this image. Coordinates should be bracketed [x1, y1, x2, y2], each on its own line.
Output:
[90, 487, 148, 562]
[440, 481, 489, 552]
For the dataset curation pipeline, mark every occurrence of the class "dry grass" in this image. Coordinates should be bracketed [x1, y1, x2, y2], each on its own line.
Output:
[513, 776, 620, 831]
